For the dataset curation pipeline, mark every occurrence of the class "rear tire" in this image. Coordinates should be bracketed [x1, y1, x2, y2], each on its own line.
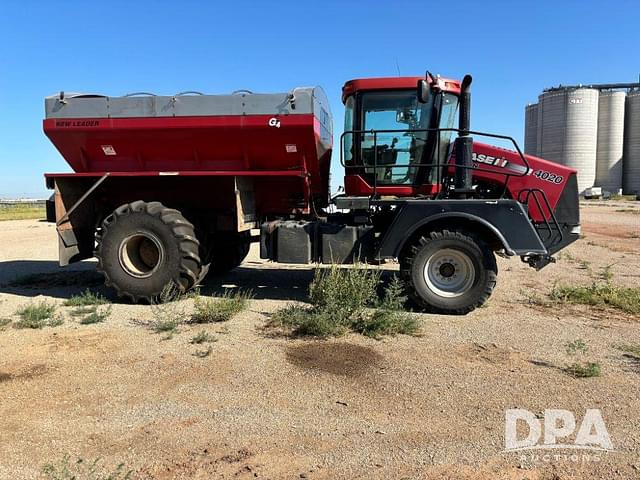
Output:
[95, 201, 202, 302]
[209, 231, 251, 274]
[400, 229, 497, 314]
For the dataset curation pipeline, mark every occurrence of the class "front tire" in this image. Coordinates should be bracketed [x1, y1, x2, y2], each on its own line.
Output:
[95, 201, 203, 302]
[400, 230, 497, 314]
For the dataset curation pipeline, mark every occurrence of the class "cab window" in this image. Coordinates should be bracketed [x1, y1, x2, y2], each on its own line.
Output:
[359, 90, 434, 185]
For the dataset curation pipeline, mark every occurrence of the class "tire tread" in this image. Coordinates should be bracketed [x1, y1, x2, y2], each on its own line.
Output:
[400, 229, 497, 314]
[95, 201, 202, 302]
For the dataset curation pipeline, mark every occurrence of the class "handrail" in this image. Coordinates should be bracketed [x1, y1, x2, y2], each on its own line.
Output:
[339, 127, 532, 198]
[518, 188, 564, 248]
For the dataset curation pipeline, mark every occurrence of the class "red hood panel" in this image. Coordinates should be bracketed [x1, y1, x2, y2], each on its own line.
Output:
[470, 142, 577, 222]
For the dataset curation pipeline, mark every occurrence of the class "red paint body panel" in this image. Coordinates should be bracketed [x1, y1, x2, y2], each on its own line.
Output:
[467, 142, 577, 222]
[342, 76, 461, 102]
[344, 174, 442, 196]
[45, 170, 306, 179]
[343, 141, 576, 223]
[44, 113, 332, 213]
[44, 115, 322, 173]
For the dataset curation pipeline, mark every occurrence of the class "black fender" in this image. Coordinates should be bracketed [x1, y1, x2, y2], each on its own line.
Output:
[376, 199, 547, 259]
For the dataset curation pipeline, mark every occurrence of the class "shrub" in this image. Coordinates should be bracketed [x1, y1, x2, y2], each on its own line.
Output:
[190, 289, 252, 323]
[15, 301, 61, 329]
[309, 264, 380, 321]
[64, 289, 109, 307]
[79, 306, 112, 325]
[351, 309, 420, 339]
[551, 282, 640, 314]
[565, 339, 588, 356]
[269, 269, 421, 339]
[566, 362, 601, 378]
[149, 283, 188, 335]
[270, 305, 347, 338]
[352, 276, 419, 339]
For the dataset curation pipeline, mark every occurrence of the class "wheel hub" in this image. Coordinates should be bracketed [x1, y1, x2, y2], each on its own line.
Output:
[424, 248, 475, 298]
[439, 262, 455, 278]
[118, 232, 164, 279]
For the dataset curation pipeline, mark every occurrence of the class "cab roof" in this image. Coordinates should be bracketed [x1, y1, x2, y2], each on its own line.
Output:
[341, 76, 461, 103]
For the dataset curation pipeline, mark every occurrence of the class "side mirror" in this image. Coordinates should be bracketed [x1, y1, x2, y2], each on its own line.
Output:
[417, 79, 430, 103]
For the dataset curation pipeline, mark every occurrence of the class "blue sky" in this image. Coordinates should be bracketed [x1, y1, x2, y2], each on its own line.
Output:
[0, 0, 638, 198]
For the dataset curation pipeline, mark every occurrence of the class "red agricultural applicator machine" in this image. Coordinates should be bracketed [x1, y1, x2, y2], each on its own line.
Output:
[43, 72, 580, 313]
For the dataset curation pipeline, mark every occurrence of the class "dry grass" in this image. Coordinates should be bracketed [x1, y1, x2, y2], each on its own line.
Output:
[148, 284, 188, 336]
[0, 204, 45, 221]
[192, 346, 213, 358]
[616, 344, 640, 359]
[608, 194, 637, 201]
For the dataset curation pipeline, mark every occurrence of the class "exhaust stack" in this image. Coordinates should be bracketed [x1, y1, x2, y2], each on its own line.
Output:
[455, 74, 474, 195]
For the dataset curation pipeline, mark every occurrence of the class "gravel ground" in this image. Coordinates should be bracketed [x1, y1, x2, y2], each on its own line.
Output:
[0, 201, 638, 479]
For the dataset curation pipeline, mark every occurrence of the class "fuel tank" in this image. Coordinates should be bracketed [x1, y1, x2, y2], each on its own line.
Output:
[43, 87, 333, 205]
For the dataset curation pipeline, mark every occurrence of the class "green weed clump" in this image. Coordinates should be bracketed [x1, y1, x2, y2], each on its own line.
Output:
[309, 264, 380, 322]
[271, 304, 344, 337]
[190, 330, 216, 344]
[351, 276, 420, 339]
[565, 338, 588, 356]
[190, 290, 252, 323]
[551, 282, 640, 314]
[149, 283, 188, 336]
[193, 346, 213, 358]
[563, 338, 601, 379]
[566, 362, 601, 378]
[615, 344, 640, 359]
[42, 455, 132, 480]
[79, 306, 112, 325]
[270, 265, 420, 339]
[15, 301, 62, 329]
[64, 289, 109, 307]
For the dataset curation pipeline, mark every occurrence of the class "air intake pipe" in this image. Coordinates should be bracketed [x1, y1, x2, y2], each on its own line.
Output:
[455, 74, 473, 195]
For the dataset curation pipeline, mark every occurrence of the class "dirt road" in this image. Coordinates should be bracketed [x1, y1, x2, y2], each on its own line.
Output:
[0, 202, 639, 479]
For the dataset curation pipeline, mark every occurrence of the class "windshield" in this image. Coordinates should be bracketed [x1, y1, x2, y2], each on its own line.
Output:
[358, 90, 435, 185]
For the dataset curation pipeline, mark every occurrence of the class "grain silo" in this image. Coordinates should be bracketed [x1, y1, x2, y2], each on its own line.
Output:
[623, 91, 640, 195]
[537, 88, 599, 193]
[524, 103, 538, 155]
[595, 91, 625, 193]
